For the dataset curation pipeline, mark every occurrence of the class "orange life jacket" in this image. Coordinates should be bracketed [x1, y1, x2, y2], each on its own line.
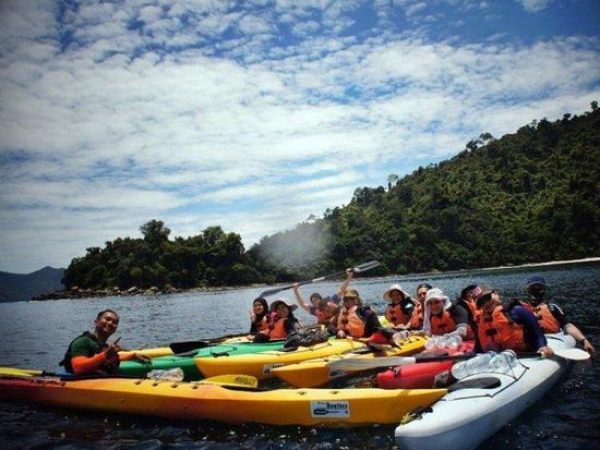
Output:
[532, 303, 561, 333]
[337, 305, 366, 338]
[265, 316, 289, 340]
[408, 302, 424, 329]
[315, 302, 336, 325]
[430, 311, 457, 335]
[385, 303, 412, 327]
[477, 305, 527, 353]
[254, 316, 269, 332]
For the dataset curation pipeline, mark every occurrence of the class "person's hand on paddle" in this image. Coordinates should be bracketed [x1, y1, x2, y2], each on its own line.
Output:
[538, 346, 554, 358]
[336, 329, 347, 339]
[132, 353, 151, 364]
[581, 339, 595, 355]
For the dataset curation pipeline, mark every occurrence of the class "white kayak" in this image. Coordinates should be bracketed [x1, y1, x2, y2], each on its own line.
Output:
[394, 333, 576, 450]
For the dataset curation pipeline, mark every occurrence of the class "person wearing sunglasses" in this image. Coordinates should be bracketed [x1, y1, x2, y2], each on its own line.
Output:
[524, 275, 595, 355]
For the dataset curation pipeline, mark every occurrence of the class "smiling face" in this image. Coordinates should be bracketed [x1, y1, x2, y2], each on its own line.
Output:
[416, 287, 429, 304]
[253, 301, 266, 315]
[275, 303, 290, 318]
[428, 298, 445, 315]
[389, 289, 405, 304]
[94, 311, 119, 341]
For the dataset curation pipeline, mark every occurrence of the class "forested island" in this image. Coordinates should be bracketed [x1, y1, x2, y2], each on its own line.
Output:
[59, 102, 600, 294]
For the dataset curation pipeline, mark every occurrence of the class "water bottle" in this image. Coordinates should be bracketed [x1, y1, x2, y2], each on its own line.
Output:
[147, 368, 185, 381]
[444, 335, 463, 352]
[392, 330, 411, 347]
[451, 352, 496, 380]
[425, 336, 443, 351]
[490, 350, 518, 375]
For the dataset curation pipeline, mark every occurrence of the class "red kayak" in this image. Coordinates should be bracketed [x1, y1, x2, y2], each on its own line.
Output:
[377, 341, 475, 389]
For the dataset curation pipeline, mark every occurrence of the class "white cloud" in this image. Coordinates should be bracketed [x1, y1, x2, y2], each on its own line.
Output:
[516, 0, 553, 13]
[0, 0, 599, 273]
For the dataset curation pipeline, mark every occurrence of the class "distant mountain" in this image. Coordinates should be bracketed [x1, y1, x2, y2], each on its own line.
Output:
[0, 266, 65, 302]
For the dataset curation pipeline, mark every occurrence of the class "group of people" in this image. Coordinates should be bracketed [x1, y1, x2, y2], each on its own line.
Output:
[250, 272, 595, 359]
[62, 272, 594, 376]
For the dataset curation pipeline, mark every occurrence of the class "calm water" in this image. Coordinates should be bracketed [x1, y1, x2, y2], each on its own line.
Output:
[1, 262, 599, 449]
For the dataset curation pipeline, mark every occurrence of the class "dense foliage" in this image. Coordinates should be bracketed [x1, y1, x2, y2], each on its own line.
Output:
[64, 103, 600, 289]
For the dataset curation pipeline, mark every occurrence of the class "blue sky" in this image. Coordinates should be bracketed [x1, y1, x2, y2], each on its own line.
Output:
[1, 0, 599, 274]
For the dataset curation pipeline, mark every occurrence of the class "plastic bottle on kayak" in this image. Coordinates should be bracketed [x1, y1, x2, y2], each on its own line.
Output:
[451, 352, 495, 380]
[147, 368, 184, 381]
[490, 350, 518, 375]
[425, 335, 463, 352]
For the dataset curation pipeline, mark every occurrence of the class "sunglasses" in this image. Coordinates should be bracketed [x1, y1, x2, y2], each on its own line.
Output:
[343, 296, 357, 301]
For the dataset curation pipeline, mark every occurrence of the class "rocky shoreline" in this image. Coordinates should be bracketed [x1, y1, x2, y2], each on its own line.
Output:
[32, 285, 184, 300]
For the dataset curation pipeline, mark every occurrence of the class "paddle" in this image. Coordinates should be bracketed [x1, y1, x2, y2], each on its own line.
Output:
[329, 347, 590, 372]
[0, 366, 259, 389]
[257, 260, 381, 298]
[169, 332, 251, 354]
[328, 352, 477, 372]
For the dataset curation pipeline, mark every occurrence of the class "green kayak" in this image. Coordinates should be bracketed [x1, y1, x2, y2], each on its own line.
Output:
[119, 340, 284, 380]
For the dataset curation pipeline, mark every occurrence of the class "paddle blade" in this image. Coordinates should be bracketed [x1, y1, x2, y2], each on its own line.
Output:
[554, 348, 590, 361]
[327, 356, 417, 372]
[0, 367, 42, 378]
[198, 374, 258, 389]
[169, 341, 210, 353]
[353, 260, 380, 273]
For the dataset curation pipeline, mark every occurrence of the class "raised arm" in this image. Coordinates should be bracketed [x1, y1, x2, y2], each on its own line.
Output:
[337, 268, 354, 298]
[292, 283, 312, 314]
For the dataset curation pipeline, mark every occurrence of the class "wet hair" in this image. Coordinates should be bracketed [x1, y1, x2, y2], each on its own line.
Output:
[96, 309, 119, 321]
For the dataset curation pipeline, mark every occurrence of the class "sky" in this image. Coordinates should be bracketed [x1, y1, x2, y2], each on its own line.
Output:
[1, 0, 599, 274]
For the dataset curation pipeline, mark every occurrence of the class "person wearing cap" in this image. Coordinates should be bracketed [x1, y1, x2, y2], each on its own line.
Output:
[407, 282, 432, 329]
[256, 299, 301, 341]
[476, 289, 553, 357]
[336, 288, 381, 339]
[524, 275, 595, 354]
[382, 284, 416, 328]
[422, 288, 474, 340]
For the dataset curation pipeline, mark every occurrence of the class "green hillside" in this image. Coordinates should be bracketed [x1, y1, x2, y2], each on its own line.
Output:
[63, 102, 600, 290]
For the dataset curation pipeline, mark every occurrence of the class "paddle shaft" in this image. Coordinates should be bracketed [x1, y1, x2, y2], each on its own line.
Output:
[258, 260, 380, 297]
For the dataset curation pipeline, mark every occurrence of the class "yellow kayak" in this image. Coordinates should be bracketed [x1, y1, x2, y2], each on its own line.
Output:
[195, 338, 367, 379]
[271, 336, 427, 387]
[0, 375, 446, 426]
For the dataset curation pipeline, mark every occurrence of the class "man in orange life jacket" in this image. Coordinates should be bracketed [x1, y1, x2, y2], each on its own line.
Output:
[524, 275, 595, 355]
[336, 289, 381, 339]
[476, 289, 553, 357]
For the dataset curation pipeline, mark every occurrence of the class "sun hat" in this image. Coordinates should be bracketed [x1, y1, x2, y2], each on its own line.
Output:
[422, 288, 452, 335]
[383, 284, 410, 302]
[270, 299, 298, 313]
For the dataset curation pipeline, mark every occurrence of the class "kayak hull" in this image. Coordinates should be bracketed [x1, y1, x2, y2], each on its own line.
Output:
[0, 376, 446, 426]
[271, 336, 427, 387]
[377, 360, 455, 389]
[119, 341, 283, 380]
[195, 338, 367, 379]
[394, 333, 575, 450]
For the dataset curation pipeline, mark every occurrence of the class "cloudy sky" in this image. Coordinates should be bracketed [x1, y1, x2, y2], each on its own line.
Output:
[1, 0, 599, 274]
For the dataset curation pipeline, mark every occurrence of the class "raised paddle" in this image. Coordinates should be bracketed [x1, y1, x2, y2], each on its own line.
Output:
[257, 260, 381, 298]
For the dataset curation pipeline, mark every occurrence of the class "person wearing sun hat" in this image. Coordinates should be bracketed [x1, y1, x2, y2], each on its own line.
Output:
[382, 283, 416, 328]
[336, 288, 381, 339]
[523, 275, 595, 355]
[255, 298, 300, 341]
[422, 288, 473, 341]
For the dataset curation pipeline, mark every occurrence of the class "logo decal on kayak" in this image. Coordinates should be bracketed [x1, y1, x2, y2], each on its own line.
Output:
[310, 401, 350, 418]
[263, 363, 285, 375]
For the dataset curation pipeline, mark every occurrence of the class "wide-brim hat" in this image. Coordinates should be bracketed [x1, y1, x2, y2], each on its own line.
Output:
[424, 288, 450, 306]
[383, 284, 410, 302]
[270, 299, 298, 313]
